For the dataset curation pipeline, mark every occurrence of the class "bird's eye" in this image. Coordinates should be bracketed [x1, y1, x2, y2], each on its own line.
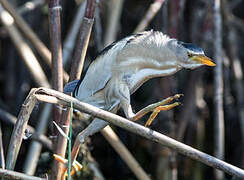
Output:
[187, 52, 194, 57]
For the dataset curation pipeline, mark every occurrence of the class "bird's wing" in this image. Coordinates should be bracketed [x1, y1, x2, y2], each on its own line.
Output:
[62, 58, 112, 101]
[75, 58, 112, 100]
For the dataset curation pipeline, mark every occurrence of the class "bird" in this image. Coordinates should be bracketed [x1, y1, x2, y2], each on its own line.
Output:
[55, 30, 215, 177]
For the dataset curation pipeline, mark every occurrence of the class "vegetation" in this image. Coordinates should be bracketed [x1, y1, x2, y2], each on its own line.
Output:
[0, 0, 244, 179]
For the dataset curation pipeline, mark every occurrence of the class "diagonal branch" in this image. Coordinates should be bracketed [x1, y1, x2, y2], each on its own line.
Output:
[29, 87, 244, 178]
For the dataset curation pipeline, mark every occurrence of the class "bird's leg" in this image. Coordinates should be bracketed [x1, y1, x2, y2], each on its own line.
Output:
[117, 82, 183, 127]
[132, 94, 183, 126]
[54, 119, 108, 179]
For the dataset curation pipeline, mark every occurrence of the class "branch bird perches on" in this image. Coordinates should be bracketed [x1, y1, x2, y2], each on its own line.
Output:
[13, 87, 244, 179]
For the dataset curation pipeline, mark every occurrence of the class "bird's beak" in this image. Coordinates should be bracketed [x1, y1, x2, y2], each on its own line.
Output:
[190, 55, 216, 66]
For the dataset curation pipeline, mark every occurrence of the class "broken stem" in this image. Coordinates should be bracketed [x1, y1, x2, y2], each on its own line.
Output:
[6, 89, 37, 170]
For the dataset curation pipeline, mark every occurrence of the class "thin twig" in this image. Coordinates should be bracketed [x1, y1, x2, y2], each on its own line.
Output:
[31, 87, 244, 178]
[0, 0, 69, 82]
[67, 97, 73, 179]
[0, 168, 45, 180]
[0, 123, 4, 169]
[213, 0, 225, 179]
[134, 0, 165, 33]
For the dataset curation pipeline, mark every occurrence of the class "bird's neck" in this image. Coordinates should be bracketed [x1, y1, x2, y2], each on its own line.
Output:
[113, 33, 183, 93]
[117, 49, 182, 94]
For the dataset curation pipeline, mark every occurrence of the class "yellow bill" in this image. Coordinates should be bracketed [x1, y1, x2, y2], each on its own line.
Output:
[190, 55, 216, 66]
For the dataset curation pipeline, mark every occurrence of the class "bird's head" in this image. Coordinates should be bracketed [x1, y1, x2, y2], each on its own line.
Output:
[169, 40, 216, 69]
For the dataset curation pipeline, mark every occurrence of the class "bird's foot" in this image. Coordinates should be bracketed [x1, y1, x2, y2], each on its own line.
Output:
[53, 154, 82, 179]
[132, 94, 183, 126]
[145, 102, 181, 127]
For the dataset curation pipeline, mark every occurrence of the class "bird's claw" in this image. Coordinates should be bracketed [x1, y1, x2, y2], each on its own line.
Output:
[145, 100, 182, 127]
[173, 93, 184, 99]
[132, 94, 183, 125]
